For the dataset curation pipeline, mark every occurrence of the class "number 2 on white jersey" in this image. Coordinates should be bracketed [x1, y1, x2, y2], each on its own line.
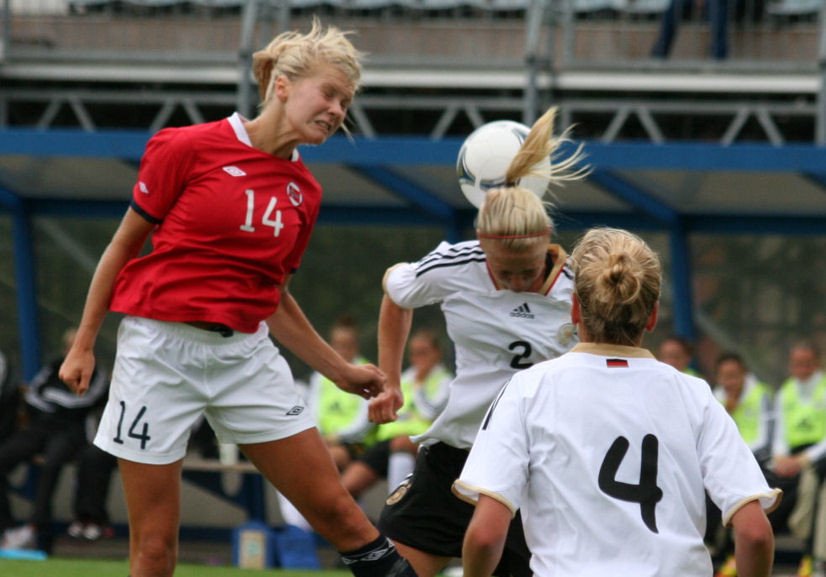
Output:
[240, 189, 283, 236]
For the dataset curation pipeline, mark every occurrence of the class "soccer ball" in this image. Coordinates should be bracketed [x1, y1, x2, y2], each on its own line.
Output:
[456, 120, 552, 208]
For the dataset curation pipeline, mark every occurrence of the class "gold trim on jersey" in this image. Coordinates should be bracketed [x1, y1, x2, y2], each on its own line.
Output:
[451, 480, 517, 517]
[382, 262, 408, 294]
[721, 489, 783, 526]
[571, 343, 656, 359]
[538, 244, 569, 296]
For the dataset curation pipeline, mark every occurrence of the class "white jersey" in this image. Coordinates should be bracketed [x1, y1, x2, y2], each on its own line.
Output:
[384, 239, 576, 449]
[454, 343, 781, 577]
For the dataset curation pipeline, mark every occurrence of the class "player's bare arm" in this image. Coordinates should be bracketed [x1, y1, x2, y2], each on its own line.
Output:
[462, 495, 511, 577]
[730, 499, 774, 577]
[267, 278, 385, 399]
[60, 207, 153, 396]
[369, 293, 413, 423]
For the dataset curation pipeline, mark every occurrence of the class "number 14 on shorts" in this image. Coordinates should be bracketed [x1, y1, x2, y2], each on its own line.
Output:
[113, 400, 152, 450]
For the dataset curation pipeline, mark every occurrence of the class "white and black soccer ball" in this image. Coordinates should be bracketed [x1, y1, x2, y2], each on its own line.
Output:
[456, 120, 552, 208]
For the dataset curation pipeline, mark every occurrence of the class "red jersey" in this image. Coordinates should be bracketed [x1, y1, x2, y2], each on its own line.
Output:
[110, 114, 322, 333]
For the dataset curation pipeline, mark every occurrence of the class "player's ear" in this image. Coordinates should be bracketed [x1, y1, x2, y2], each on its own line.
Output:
[645, 302, 659, 332]
[275, 75, 290, 103]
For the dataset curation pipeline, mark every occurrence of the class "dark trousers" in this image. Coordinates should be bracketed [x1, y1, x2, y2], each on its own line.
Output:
[652, 0, 730, 60]
[73, 443, 117, 523]
[0, 422, 86, 530]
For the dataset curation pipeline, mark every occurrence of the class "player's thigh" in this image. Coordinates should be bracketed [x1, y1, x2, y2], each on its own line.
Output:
[379, 443, 472, 556]
[240, 429, 355, 514]
[241, 430, 375, 548]
[118, 458, 182, 538]
[392, 540, 451, 577]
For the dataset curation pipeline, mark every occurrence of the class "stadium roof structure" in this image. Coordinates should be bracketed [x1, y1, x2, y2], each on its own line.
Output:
[2, 129, 826, 379]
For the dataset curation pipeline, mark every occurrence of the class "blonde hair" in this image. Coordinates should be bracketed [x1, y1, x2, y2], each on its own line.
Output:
[476, 107, 587, 252]
[252, 17, 363, 107]
[571, 227, 661, 346]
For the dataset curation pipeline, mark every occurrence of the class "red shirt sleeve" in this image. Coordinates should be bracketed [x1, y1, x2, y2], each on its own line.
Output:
[131, 128, 194, 223]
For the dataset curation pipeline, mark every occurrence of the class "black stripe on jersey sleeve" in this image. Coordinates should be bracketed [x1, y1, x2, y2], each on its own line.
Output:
[481, 378, 512, 431]
[130, 199, 162, 225]
[415, 256, 487, 278]
[417, 244, 485, 267]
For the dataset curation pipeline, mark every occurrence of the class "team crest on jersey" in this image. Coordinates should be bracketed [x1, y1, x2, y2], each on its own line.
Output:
[385, 478, 411, 506]
[510, 303, 534, 319]
[222, 166, 246, 177]
[557, 323, 576, 347]
[286, 182, 303, 207]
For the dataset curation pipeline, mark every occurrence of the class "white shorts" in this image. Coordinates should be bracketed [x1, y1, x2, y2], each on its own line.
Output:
[95, 315, 315, 465]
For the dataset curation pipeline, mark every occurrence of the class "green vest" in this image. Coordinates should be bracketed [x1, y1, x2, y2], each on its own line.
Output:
[728, 382, 771, 445]
[780, 374, 826, 450]
[316, 356, 371, 441]
[376, 366, 451, 441]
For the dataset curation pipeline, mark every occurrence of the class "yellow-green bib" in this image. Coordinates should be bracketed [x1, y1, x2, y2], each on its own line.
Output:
[780, 375, 826, 450]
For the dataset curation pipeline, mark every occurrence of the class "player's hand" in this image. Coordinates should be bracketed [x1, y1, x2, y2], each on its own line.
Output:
[369, 386, 404, 424]
[774, 455, 804, 477]
[336, 363, 386, 399]
[59, 348, 96, 396]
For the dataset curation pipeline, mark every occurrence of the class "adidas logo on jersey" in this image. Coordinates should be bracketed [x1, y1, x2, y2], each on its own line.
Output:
[510, 303, 534, 319]
[222, 165, 246, 177]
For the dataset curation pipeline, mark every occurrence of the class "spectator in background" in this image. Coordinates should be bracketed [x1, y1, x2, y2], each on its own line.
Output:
[711, 352, 775, 577]
[0, 348, 18, 443]
[341, 328, 452, 500]
[768, 340, 826, 577]
[0, 327, 108, 551]
[714, 352, 774, 463]
[652, 0, 730, 60]
[66, 444, 118, 542]
[307, 315, 376, 471]
[658, 334, 701, 377]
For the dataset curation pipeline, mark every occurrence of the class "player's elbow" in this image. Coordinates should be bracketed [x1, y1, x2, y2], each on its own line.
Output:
[463, 518, 507, 557]
[736, 521, 774, 551]
[731, 500, 774, 550]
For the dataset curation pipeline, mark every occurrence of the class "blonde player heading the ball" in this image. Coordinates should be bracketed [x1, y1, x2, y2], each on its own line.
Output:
[59, 19, 418, 577]
[370, 106, 586, 577]
[455, 227, 780, 577]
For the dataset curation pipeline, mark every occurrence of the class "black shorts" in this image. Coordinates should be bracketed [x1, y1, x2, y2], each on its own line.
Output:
[378, 442, 531, 577]
[360, 439, 391, 479]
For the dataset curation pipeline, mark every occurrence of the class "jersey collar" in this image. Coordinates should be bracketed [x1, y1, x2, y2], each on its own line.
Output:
[228, 112, 300, 161]
[572, 342, 656, 359]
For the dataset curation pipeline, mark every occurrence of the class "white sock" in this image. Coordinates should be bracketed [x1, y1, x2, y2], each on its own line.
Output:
[387, 452, 416, 494]
[276, 491, 313, 532]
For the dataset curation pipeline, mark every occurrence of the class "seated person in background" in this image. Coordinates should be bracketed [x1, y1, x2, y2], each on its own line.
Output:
[0, 348, 18, 443]
[658, 334, 701, 377]
[0, 327, 108, 551]
[307, 315, 376, 470]
[768, 340, 826, 577]
[66, 442, 117, 542]
[341, 328, 452, 499]
[710, 352, 775, 577]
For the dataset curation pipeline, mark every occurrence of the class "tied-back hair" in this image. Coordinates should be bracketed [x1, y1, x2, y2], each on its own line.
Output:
[252, 17, 363, 107]
[571, 227, 662, 346]
[476, 107, 588, 252]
